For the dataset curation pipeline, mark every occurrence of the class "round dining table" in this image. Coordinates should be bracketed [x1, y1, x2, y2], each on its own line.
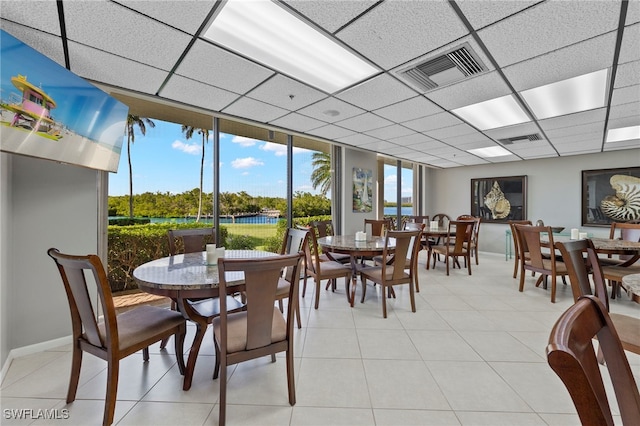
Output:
[133, 249, 279, 390]
[316, 235, 394, 306]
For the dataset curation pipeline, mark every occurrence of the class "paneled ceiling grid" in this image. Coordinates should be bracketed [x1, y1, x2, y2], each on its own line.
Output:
[0, 0, 637, 169]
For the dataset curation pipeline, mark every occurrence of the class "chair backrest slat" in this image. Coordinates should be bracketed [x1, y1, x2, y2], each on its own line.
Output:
[218, 254, 302, 350]
[48, 249, 114, 348]
[168, 227, 215, 255]
[280, 228, 308, 282]
[384, 229, 421, 280]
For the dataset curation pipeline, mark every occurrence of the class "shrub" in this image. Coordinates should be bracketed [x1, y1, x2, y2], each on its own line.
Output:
[109, 217, 151, 226]
[225, 234, 256, 250]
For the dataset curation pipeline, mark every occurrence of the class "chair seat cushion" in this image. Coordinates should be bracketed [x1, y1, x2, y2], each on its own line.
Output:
[431, 245, 468, 256]
[189, 296, 245, 319]
[98, 305, 185, 353]
[360, 266, 408, 282]
[601, 265, 640, 281]
[322, 252, 351, 263]
[523, 258, 568, 273]
[317, 260, 352, 278]
[276, 277, 290, 296]
[213, 307, 286, 354]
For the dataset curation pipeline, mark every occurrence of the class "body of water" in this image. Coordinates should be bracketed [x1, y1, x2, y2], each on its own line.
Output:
[383, 207, 413, 216]
[110, 214, 280, 225]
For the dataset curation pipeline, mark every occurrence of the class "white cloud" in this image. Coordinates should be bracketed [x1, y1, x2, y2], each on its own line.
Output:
[384, 174, 397, 184]
[232, 136, 259, 147]
[171, 140, 200, 155]
[231, 157, 264, 169]
[260, 142, 307, 156]
[242, 171, 250, 176]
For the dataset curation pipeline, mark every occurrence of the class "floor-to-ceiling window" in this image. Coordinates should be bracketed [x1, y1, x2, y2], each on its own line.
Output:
[381, 158, 414, 228]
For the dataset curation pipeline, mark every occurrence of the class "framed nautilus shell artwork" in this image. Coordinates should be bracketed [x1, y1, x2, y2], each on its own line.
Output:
[582, 167, 640, 226]
[471, 176, 527, 223]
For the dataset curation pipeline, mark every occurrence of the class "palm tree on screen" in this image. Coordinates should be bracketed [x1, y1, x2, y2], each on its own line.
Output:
[125, 114, 155, 218]
[182, 125, 210, 222]
[310, 151, 332, 196]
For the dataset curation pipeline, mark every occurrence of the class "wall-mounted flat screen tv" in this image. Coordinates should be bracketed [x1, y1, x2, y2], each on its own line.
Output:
[0, 30, 128, 172]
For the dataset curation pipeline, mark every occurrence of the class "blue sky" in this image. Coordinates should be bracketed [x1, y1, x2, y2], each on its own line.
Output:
[108, 119, 413, 200]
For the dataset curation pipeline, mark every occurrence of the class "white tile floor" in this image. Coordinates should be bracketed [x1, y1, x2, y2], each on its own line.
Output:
[2, 252, 639, 425]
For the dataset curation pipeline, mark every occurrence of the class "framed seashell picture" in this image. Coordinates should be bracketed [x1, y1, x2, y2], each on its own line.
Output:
[582, 167, 640, 226]
[471, 176, 527, 223]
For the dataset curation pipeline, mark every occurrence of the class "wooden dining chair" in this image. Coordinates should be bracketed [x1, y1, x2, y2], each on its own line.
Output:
[47, 248, 186, 426]
[428, 220, 474, 275]
[557, 239, 640, 356]
[508, 220, 532, 278]
[278, 227, 308, 328]
[514, 224, 569, 303]
[163, 227, 244, 380]
[546, 295, 640, 425]
[457, 215, 482, 265]
[375, 221, 425, 292]
[311, 220, 350, 264]
[364, 218, 393, 237]
[600, 222, 640, 298]
[212, 253, 303, 426]
[301, 228, 353, 309]
[360, 229, 422, 318]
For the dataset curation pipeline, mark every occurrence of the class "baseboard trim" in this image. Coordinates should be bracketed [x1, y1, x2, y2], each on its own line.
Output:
[1, 335, 71, 383]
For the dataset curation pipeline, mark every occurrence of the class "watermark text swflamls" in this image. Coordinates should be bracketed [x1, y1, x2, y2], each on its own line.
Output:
[4, 408, 70, 420]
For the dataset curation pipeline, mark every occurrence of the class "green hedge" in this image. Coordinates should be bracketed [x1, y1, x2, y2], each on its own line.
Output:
[107, 216, 330, 293]
[107, 223, 227, 292]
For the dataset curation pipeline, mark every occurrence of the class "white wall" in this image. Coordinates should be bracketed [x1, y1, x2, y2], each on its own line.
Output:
[1, 154, 99, 366]
[425, 149, 640, 256]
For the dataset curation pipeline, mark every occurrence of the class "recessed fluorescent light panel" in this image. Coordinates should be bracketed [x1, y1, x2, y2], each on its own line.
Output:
[203, 0, 378, 93]
[606, 125, 640, 143]
[468, 146, 512, 157]
[451, 95, 530, 130]
[520, 69, 608, 120]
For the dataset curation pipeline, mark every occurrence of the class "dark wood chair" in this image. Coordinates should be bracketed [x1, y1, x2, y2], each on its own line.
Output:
[163, 227, 244, 378]
[364, 218, 393, 237]
[546, 295, 640, 425]
[212, 253, 303, 426]
[457, 215, 482, 265]
[375, 221, 425, 292]
[514, 224, 568, 303]
[428, 220, 474, 275]
[278, 227, 308, 328]
[600, 222, 640, 298]
[508, 220, 532, 279]
[556, 239, 640, 356]
[311, 220, 350, 264]
[360, 229, 422, 318]
[47, 248, 186, 426]
[301, 229, 353, 309]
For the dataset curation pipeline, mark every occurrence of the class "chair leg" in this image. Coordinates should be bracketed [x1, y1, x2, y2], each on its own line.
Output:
[161, 300, 178, 349]
[314, 278, 321, 309]
[212, 339, 221, 380]
[361, 276, 367, 303]
[143, 347, 150, 361]
[295, 303, 302, 329]
[466, 254, 471, 275]
[286, 345, 296, 405]
[381, 284, 388, 318]
[174, 329, 186, 375]
[66, 344, 83, 403]
[104, 358, 119, 426]
[278, 299, 284, 312]
[218, 356, 227, 426]
[550, 273, 557, 303]
[519, 268, 526, 292]
[301, 274, 308, 298]
[445, 254, 450, 276]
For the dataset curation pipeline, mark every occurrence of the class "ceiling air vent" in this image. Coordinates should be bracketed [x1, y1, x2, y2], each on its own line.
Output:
[498, 134, 542, 145]
[399, 42, 487, 92]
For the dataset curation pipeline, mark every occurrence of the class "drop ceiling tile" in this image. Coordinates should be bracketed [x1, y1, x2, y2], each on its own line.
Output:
[336, 0, 468, 70]
[509, 145, 558, 157]
[504, 140, 556, 153]
[550, 131, 604, 145]
[246, 75, 328, 111]
[68, 42, 168, 94]
[555, 140, 603, 154]
[356, 140, 398, 151]
[307, 124, 355, 140]
[604, 141, 640, 151]
[161, 75, 240, 111]
[478, 1, 620, 67]
[336, 74, 416, 111]
[1, 23, 66, 67]
[455, 1, 539, 30]
[402, 112, 464, 132]
[0, 1, 61, 35]
[453, 139, 499, 150]
[440, 132, 494, 146]
[176, 40, 273, 95]
[297, 97, 365, 123]
[427, 158, 461, 168]
[608, 102, 640, 120]
[409, 154, 440, 164]
[222, 97, 289, 123]
[389, 133, 437, 147]
[364, 124, 414, 140]
[484, 122, 541, 140]
[373, 96, 442, 123]
[614, 60, 640, 88]
[269, 112, 327, 133]
[282, 0, 378, 33]
[425, 71, 512, 110]
[336, 133, 381, 146]
[335, 113, 393, 132]
[454, 156, 491, 166]
[64, 1, 192, 71]
[611, 85, 640, 106]
[425, 124, 476, 140]
[619, 23, 640, 64]
[382, 145, 418, 156]
[503, 33, 617, 91]
[537, 109, 606, 131]
[119, 0, 216, 34]
[411, 140, 451, 152]
[542, 122, 605, 138]
[607, 116, 640, 131]
[487, 154, 522, 163]
[626, 1, 640, 25]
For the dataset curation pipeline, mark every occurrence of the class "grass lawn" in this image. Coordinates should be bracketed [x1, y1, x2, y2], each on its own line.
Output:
[221, 223, 279, 250]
